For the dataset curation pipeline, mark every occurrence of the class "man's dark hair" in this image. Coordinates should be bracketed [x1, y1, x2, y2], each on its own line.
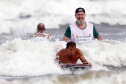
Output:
[66, 41, 76, 49]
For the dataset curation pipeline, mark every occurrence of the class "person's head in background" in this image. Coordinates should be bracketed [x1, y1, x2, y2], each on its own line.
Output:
[37, 23, 46, 33]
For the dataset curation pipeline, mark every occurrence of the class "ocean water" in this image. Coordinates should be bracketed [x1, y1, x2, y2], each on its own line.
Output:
[0, 0, 126, 84]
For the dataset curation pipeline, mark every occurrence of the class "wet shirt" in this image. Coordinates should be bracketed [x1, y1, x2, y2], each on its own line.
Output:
[64, 22, 99, 42]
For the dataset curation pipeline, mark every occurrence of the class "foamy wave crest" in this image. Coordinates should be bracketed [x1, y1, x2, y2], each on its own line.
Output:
[0, 38, 126, 76]
[77, 40, 126, 66]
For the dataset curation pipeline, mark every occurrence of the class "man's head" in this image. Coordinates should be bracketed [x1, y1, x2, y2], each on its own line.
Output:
[37, 23, 45, 33]
[66, 41, 76, 57]
[75, 7, 86, 25]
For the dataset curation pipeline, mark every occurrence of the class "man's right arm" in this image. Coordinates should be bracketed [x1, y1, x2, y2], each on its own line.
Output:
[62, 26, 71, 42]
[55, 50, 63, 64]
[55, 51, 60, 63]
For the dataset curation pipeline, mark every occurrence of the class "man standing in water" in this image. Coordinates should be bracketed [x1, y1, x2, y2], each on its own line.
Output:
[30, 23, 52, 37]
[56, 41, 92, 67]
[62, 7, 102, 42]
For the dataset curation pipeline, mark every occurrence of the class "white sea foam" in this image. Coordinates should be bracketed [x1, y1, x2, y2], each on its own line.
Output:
[0, 38, 67, 76]
[0, 38, 126, 76]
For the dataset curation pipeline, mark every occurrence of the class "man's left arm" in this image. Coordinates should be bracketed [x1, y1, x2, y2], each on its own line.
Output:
[97, 35, 102, 40]
[78, 49, 88, 63]
[78, 49, 92, 67]
[93, 25, 102, 40]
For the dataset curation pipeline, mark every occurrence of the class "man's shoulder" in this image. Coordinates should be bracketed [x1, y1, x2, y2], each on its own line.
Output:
[76, 48, 81, 51]
[58, 49, 67, 53]
[76, 48, 82, 52]
[76, 48, 81, 50]
[57, 49, 67, 56]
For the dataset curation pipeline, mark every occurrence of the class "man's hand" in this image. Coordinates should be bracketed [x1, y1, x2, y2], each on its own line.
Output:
[97, 35, 102, 40]
[62, 35, 69, 42]
[83, 62, 88, 64]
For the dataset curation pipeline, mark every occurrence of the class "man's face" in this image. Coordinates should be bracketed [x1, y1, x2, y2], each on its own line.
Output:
[67, 46, 76, 57]
[75, 12, 85, 24]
